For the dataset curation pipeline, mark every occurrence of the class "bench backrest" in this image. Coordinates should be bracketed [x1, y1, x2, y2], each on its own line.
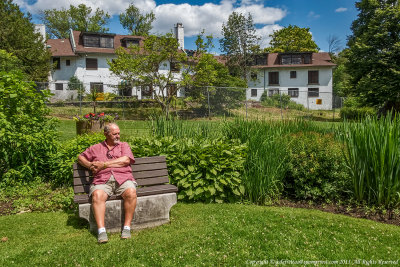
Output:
[73, 156, 169, 194]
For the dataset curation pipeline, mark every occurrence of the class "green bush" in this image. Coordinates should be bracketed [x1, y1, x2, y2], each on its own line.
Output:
[261, 92, 305, 111]
[50, 133, 105, 186]
[127, 136, 247, 203]
[284, 132, 351, 202]
[0, 71, 59, 187]
[340, 106, 376, 120]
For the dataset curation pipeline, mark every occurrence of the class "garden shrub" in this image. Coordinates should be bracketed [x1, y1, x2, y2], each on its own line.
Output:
[284, 132, 351, 202]
[127, 136, 247, 203]
[50, 133, 105, 186]
[340, 106, 375, 120]
[0, 71, 59, 187]
[261, 92, 304, 111]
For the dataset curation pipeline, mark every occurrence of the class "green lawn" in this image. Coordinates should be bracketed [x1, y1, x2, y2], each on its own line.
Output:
[56, 119, 153, 141]
[1, 203, 399, 266]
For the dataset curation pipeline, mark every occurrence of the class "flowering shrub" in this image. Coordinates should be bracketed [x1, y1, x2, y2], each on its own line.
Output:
[73, 112, 119, 122]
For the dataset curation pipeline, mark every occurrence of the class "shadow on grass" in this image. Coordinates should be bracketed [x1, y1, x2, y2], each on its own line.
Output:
[66, 211, 89, 230]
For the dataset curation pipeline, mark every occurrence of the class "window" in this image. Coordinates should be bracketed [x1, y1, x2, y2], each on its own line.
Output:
[83, 35, 114, 48]
[290, 71, 297, 79]
[90, 82, 103, 93]
[280, 54, 312, 65]
[304, 54, 311, 64]
[251, 89, 257, 97]
[170, 62, 180, 72]
[268, 89, 279, 97]
[141, 85, 153, 98]
[288, 88, 299, 98]
[308, 88, 319, 97]
[66, 59, 70, 66]
[55, 83, 63, 90]
[86, 58, 98, 70]
[308, 70, 319, 84]
[53, 57, 60, 70]
[252, 55, 267, 65]
[124, 39, 140, 47]
[251, 72, 257, 80]
[268, 72, 279, 85]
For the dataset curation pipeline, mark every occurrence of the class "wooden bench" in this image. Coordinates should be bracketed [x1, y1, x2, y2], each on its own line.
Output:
[73, 156, 178, 233]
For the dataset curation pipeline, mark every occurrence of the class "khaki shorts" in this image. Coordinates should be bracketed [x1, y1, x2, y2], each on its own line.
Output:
[89, 175, 137, 197]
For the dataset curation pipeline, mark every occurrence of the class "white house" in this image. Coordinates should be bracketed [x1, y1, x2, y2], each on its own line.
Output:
[247, 52, 336, 110]
[46, 23, 186, 100]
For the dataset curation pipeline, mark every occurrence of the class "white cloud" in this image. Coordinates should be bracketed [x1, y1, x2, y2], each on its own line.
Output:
[256, 24, 283, 48]
[335, 7, 348, 13]
[307, 11, 320, 19]
[20, 0, 286, 46]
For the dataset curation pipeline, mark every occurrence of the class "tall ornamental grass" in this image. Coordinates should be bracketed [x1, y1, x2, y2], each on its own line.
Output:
[150, 116, 223, 140]
[341, 114, 400, 207]
[223, 118, 332, 203]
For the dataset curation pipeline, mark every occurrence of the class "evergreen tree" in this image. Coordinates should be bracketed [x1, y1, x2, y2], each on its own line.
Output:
[0, 0, 51, 81]
[345, 0, 400, 112]
[219, 12, 261, 79]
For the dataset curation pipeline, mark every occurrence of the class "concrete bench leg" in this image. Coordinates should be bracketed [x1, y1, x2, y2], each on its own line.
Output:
[78, 193, 177, 233]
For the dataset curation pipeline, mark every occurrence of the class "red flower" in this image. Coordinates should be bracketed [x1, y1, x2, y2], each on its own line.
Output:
[84, 114, 89, 118]
[99, 112, 105, 116]
[90, 113, 95, 117]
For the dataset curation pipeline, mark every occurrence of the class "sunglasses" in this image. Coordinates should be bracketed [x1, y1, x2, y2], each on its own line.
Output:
[106, 150, 113, 159]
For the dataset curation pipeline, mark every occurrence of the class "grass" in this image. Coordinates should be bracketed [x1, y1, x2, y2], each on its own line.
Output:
[1, 203, 399, 266]
[341, 115, 400, 207]
[56, 119, 153, 142]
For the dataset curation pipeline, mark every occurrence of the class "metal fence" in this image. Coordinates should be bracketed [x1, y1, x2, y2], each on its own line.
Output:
[36, 81, 344, 121]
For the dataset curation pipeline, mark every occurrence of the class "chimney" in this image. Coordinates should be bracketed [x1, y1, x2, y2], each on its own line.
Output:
[34, 24, 46, 41]
[174, 23, 184, 50]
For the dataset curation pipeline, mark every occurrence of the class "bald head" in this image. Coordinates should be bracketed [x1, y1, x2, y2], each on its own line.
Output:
[104, 123, 120, 146]
[104, 123, 119, 134]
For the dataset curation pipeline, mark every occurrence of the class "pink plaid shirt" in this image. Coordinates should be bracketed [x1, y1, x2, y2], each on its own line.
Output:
[80, 141, 135, 185]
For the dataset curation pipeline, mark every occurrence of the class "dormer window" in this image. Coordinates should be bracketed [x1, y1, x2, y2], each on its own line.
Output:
[280, 53, 312, 65]
[82, 33, 114, 48]
[122, 38, 140, 48]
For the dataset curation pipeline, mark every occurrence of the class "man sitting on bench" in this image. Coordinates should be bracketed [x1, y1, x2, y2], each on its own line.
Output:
[78, 123, 137, 243]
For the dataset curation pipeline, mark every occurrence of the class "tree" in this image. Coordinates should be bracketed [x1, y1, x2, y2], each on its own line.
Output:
[0, 69, 58, 185]
[0, 49, 22, 73]
[40, 4, 110, 39]
[266, 25, 319, 53]
[219, 12, 261, 79]
[119, 4, 155, 36]
[345, 0, 400, 112]
[327, 34, 342, 55]
[0, 0, 51, 81]
[109, 33, 189, 117]
[188, 32, 247, 113]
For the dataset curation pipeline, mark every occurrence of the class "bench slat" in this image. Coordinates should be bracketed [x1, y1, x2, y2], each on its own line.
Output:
[74, 184, 178, 204]
[73, 165, 168, 179]
[74, 176, 171, 193]
[73, 156, 167, 170]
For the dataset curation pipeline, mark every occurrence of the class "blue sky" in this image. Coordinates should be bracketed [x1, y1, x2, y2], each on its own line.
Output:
[18, 0, 359, 53]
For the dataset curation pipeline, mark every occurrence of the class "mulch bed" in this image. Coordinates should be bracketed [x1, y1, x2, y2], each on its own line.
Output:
[274, 199, 400, 226]
[0, 200, 14, 216]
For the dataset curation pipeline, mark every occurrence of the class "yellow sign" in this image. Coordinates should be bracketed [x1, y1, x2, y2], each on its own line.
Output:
[316, 99, 322, 105]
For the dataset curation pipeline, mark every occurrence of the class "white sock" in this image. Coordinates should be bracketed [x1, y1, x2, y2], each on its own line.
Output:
[98, 227, 106, 234]
[123, 225, 131, 231]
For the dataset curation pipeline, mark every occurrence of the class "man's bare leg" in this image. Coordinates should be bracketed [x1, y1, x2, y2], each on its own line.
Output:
[122, 188, 137, 228]
[92, 189, 108, 229]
